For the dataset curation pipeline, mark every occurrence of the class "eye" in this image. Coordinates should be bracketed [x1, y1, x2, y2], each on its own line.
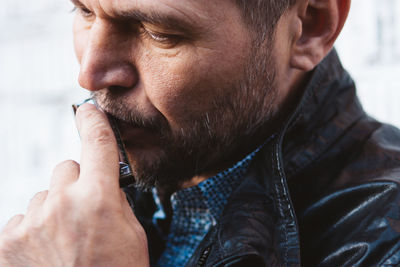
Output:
[146, 31, 172, 43]
[71, 5, 94, 18]
[140, 27, 181, 48]
[79, 6, 93, 17]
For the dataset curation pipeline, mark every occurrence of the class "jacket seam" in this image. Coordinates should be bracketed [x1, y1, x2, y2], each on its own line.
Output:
[272, 138, 300, 266]
[271, 142, 288, 264]
[379, 247, 400, 265]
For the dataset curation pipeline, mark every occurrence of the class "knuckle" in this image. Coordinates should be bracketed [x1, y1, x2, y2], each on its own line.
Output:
[81, 187, 117, 215]
[3, 214, 24, 232]
[30, 190, 48, 201]
[0, 236, 12, 254]
[92, 203, 109, 216]
[53, 160, 79, 173]
[85, 124, 115, 146]
[26, 191, 48, 213]
[9, 214, 24, 223]
[0, 227, 25, 249]
[47, 192, 68, 208]
[88, 191, 111, 212]
[45, 193, 72, 218]
[52, 160, 80, 180]
[0, 227, 29, 265]
[38, 193, 75, 228]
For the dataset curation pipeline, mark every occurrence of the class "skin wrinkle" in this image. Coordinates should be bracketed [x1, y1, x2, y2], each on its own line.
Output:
[74, 0, 281, 194]
[156, 1, 207, 29]
[157, 0, 229, 45]
[140, 0, 221, 32]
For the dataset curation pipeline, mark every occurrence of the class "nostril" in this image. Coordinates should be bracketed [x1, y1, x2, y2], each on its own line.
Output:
[108, 85, 132, 92]
[79, 64, 138, 92]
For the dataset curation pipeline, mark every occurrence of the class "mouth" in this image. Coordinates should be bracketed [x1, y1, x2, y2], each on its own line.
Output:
[98, 109, 163, 153]
[97, 101, 159, 130]
[87, 96, 165, 152]
[117, 119, 162, 150]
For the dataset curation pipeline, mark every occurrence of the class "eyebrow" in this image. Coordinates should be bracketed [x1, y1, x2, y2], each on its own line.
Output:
[70, 0, 200, 34]
[119, 9, 198, 33]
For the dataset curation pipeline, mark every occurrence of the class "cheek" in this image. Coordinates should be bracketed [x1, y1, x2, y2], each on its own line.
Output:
[138, 49, 217, 126]
[133, 32, 250, 128]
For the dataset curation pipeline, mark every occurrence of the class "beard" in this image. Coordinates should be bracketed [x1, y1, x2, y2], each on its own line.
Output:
[91, 43, 278, 194]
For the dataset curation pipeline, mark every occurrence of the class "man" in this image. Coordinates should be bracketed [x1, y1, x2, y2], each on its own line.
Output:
[0, 0, 399, 266]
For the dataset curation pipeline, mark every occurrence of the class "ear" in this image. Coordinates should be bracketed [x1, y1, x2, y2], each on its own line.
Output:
[290, 0, 351, 71]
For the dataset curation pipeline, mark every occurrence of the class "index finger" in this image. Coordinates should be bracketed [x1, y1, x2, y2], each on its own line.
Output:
[75, 103, 120, 189]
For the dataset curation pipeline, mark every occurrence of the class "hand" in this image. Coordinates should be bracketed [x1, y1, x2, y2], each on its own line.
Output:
[0, 104, 149, 266]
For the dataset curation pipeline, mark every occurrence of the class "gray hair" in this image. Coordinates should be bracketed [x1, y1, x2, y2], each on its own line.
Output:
[234, 0, 296, 42]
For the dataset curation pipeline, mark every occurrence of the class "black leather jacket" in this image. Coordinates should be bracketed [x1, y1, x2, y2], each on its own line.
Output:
[126, 50, 400, 266]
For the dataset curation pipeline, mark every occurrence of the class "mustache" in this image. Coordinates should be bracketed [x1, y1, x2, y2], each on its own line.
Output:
[90, 91, 168, 132]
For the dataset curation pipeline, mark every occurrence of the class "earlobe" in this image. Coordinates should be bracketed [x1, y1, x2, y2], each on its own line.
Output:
[290, 0, 351, 71]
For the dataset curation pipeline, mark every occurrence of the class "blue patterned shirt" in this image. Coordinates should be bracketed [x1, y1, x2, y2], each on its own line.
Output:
[152, 145, 266, 267]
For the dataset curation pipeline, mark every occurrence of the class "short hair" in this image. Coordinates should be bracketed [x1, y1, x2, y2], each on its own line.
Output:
[234, 0, 296, 42]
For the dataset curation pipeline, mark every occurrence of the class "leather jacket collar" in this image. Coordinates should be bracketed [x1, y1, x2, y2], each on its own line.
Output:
[128, 49, 400, 266]
[187, 49, 398, 266]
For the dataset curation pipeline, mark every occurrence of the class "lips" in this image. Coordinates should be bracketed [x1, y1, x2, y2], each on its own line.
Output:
[92, 98, 164, 151]
[107, 114, 161, 150]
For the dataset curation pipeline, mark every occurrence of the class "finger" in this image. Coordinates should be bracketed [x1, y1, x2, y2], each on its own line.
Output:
[75, 103, 120, 189]
[25, 191, 48, 219]
[49, 160, 80, 192]
[120, 190, 140, 224]
[2, 215, 24, 233]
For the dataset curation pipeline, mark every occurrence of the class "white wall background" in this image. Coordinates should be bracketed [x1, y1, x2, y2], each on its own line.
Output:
[0, 0, 399, 227]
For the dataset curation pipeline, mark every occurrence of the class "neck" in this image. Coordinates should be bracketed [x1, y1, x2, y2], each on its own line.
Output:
[180, 173, 217, 189]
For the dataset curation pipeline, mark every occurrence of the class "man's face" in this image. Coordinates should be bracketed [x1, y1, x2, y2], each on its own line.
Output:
[73, 0, 278, 191]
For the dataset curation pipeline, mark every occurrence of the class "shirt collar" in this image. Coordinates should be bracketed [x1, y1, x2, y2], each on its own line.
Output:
[153, 139, 270, 225]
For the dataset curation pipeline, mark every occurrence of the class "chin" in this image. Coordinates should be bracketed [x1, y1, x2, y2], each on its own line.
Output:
[126, 144, 194, 192]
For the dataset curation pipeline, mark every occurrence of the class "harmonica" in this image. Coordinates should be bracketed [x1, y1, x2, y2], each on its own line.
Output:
[72, 98, 135, 188]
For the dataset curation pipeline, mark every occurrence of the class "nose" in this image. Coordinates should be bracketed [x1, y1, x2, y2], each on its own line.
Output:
[78, 21, 138, 91]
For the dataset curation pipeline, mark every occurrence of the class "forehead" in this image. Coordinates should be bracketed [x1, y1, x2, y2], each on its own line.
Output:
[78, 0, 236, 21]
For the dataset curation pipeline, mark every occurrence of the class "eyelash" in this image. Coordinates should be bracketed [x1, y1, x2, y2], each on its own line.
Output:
[141, 27, 181, 46]
[145, 30, 172, 42]
[71, 6, 93, 18]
